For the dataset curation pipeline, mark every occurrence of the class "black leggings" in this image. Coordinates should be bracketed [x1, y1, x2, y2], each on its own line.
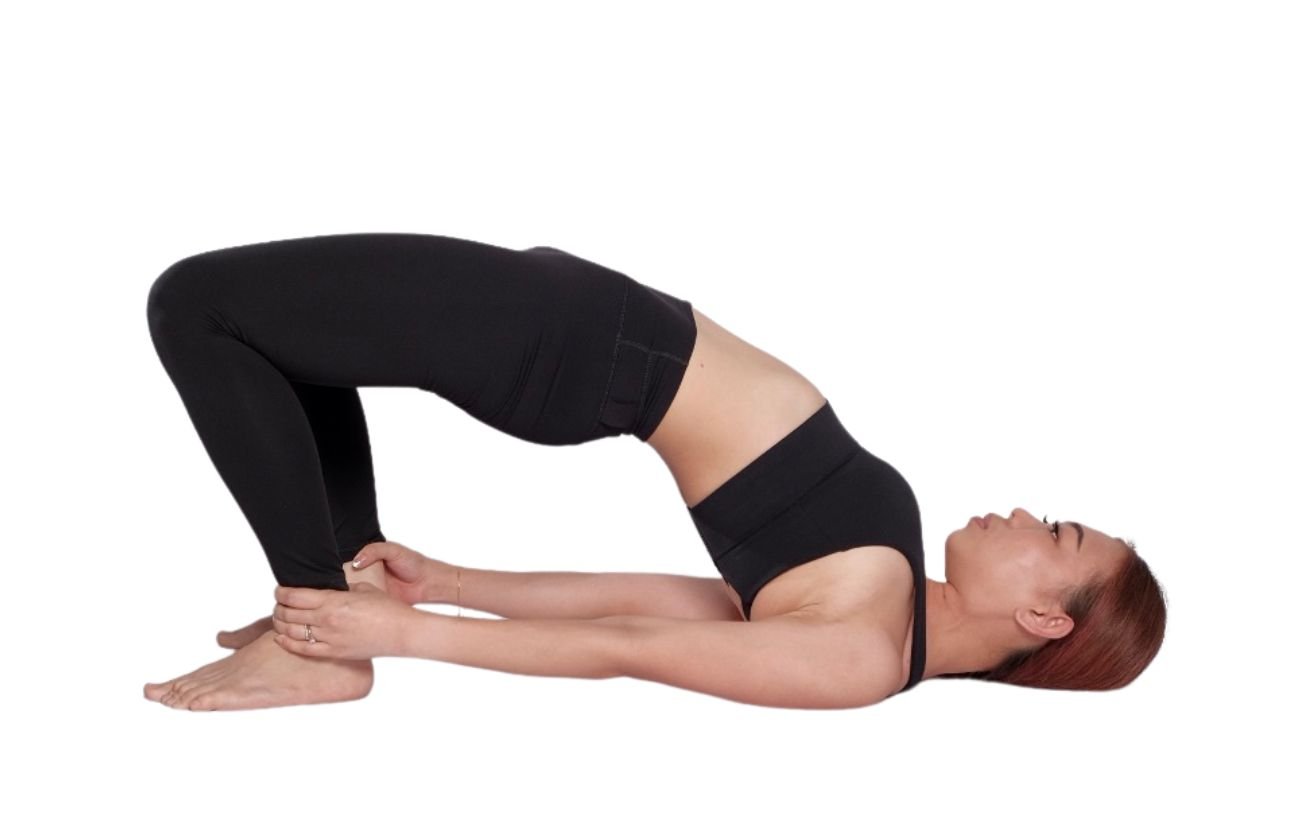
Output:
[145, 233, 697, 591]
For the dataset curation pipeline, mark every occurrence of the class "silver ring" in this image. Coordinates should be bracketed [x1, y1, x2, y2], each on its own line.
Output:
[304, 624, 315, 643]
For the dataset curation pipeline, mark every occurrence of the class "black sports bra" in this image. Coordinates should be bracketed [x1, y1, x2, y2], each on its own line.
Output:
[686, 401, 927, 694]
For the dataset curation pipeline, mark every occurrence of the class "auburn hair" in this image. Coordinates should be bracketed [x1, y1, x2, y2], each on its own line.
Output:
[944, 543, 1167, 690]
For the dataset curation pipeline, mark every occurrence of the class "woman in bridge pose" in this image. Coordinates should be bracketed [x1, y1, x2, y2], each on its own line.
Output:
[142, 232, 1166, 711]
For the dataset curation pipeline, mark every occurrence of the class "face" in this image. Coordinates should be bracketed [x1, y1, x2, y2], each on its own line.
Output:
[943, 507, 1133, 640]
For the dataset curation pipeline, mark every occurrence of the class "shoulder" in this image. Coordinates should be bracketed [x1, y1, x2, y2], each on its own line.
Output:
[773, 609, 914, 707]
[788, 564, 920, 701]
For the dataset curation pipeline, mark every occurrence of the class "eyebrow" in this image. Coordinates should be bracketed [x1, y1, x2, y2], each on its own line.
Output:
[1067, 521, 1085, 552]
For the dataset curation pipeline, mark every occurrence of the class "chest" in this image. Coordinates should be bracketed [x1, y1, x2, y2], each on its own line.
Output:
[740, 544, 914, 620]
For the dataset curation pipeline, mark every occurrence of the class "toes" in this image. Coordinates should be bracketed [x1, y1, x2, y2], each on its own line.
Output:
[153, 682, 180, 706]
[216, 617, 273, 649]
[173, 680, 202, 706]
[161, 681, 188, 708]
[188, 691, 220, 711]
[143, 682, 168, 702]
[216, 627, 250, 648]
[216, 631, 251, 649]
[176, 678, 224, 710]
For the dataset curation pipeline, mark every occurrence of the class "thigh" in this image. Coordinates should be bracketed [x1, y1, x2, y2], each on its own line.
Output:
[162, 233, 634, 445]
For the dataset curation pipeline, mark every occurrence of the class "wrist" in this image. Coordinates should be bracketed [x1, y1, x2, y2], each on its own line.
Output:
[398, 606, 441, 659]
[429, 563, 464, 607]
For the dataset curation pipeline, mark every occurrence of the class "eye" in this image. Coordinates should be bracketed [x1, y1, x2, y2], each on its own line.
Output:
[1041, 514, 1060, 539]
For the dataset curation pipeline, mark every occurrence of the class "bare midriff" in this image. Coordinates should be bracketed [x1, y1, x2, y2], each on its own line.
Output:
[645, 306, 828, 507]
[644, 306, 919, 692]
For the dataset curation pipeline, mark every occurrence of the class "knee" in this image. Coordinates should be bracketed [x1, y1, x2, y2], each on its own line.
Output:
[145, 254, 218, 341]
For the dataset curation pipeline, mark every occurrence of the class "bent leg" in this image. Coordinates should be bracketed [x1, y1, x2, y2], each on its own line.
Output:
[144, 233, 671, 590]
[146, 254, 361, 590]
[290, 381, 386, 564]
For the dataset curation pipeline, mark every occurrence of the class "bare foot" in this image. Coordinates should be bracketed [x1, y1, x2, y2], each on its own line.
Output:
[143, 629, 373, 710]
[216, 615, 273, 649]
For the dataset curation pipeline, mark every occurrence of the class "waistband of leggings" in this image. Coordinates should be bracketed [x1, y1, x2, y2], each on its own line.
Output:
[687, 400, 860, 539]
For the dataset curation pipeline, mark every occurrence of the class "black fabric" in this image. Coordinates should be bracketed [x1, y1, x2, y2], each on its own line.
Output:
[146, 233, 695, 591]
[687, 401, 927, 694]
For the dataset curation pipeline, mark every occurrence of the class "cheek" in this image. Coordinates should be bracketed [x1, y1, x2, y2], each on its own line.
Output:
[974, 539, 1039, 583]
[948, 537, 1004, 580]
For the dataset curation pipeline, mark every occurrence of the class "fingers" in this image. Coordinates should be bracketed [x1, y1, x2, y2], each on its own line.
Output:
[274, 632, 331, 657]
[351, 540, 401, 569]
[272, 602, 309, 627]
[270, 609, 312, 641]
[270, 613, 326, 649]
[274, 585, 326, 609]
[270, 614, 303, 638]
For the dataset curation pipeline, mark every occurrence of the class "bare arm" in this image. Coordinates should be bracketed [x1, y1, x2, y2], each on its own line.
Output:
[430, 565, 744, 622]
[397, 609, 898, 709]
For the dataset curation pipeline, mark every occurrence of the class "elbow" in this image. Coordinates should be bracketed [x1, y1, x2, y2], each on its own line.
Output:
[596, 614, 642, 680]
[606, 614, 650, 679]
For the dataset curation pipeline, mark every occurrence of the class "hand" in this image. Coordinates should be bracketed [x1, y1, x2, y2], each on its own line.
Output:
[271, 581, 420, 661]
[216, 540, 445, 653]
[350, 540, 453, 606]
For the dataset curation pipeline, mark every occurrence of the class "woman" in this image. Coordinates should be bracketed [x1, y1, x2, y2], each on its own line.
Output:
[142, 233, 1166, 711]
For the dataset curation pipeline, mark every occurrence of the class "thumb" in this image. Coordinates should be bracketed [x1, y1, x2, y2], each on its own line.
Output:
[351, 541, 392, 568]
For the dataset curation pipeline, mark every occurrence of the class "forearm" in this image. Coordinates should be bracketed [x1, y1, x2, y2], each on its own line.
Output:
[440, 566, 741, 622]
[399, 608, 627, 680]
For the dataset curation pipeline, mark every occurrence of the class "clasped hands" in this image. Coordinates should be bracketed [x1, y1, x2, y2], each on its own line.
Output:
[271, 581, 422, 661]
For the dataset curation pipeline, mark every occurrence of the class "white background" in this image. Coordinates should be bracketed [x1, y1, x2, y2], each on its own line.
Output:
[3, 1, 1294, 814]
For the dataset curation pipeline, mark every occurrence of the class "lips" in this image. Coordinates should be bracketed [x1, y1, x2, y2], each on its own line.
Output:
[971, 515, 988, 529]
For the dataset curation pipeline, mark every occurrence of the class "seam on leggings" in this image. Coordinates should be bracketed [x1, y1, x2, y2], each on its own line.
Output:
[638, 341, 652, 419]
[614, 338, 690, 366]
[592, 277, 631, 432]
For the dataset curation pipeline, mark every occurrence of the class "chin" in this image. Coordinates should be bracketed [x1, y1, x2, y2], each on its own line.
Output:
[946, 525, 967, 551]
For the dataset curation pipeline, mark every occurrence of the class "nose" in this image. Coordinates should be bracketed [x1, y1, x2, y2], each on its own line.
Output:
[1007, 507, 1054, 530]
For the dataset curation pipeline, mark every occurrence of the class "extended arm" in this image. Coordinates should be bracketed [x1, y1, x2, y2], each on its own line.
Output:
[397, 609, 899, 709]
[432, 565, 745, 621]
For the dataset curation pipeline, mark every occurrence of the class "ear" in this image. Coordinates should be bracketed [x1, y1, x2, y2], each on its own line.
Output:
[1015, 606, 1075, 641]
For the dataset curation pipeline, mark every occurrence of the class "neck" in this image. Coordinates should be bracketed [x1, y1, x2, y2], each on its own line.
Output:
[919, 578, 1023, 681]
